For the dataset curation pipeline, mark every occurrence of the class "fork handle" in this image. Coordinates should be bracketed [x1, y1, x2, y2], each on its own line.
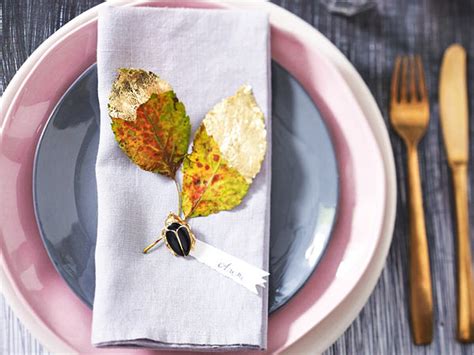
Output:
[452, 164, 474, 342]
[407, 144, 433, 344]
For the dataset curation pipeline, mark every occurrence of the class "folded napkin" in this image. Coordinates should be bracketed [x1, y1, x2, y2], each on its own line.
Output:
[92, 5, 271, 350]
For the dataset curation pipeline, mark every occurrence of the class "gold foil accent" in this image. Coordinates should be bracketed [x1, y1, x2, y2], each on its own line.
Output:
[203, 85, 267, 182]
[108, 68, 172, 121]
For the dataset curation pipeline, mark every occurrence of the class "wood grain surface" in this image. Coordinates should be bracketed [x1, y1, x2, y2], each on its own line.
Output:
[1, 0, 473, 354]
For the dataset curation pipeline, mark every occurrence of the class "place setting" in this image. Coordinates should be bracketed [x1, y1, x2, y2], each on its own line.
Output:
[1, 0, 471, 353]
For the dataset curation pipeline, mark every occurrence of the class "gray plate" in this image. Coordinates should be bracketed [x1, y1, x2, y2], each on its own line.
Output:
[33, 62, 338, 313]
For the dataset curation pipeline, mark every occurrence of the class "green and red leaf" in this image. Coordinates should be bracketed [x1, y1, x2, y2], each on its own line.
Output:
[182, 125, 249, 218]
[111, 91, 191, 178]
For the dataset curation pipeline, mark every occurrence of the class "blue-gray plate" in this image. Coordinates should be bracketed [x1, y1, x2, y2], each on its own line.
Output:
[33, 62, 338, 313]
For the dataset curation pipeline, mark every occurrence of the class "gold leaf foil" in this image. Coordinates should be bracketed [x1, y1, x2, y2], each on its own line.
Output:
[203, 85, 267, 182]
[108, 68, 172, 121]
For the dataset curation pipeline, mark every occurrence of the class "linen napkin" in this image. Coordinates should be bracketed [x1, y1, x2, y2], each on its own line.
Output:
[92, 5, 271, 350]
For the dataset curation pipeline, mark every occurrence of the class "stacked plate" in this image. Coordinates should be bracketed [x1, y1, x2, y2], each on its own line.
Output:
[0, 1, 396, 353]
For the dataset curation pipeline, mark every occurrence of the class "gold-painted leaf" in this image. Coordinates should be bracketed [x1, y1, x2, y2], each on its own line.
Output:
[182, 125, 250, 218]
[182, 86, 266, 218]
[109, 68, 172, 121]
[203, 85, 267, 183]
[111, 91, 191, 178]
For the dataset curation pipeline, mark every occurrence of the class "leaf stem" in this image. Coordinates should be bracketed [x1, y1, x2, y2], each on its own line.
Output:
[174, 177, 183, 218]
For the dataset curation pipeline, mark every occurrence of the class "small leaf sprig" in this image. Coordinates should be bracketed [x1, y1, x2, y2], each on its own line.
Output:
[108, 68, 267, 253]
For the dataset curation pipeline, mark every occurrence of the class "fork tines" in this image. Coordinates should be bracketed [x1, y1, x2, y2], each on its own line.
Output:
[391, 55, 428, 104]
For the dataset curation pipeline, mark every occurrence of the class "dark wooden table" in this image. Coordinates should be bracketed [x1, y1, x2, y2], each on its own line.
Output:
[1, 0, 473, 354]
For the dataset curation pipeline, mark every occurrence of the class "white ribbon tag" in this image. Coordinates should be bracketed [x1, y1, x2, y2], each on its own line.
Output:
[190, 239, 269, 294]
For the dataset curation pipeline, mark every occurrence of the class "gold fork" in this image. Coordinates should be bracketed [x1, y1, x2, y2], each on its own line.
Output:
[390, 55, 433, 345]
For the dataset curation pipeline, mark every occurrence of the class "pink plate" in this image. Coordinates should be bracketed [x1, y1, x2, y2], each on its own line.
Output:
[0, 1, 386, 353]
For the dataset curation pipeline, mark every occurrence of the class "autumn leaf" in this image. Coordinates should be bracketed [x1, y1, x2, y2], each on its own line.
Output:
[182, 125, 250, 218]
[111, 91, 191, 178]
[182, 85, 267, 218]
